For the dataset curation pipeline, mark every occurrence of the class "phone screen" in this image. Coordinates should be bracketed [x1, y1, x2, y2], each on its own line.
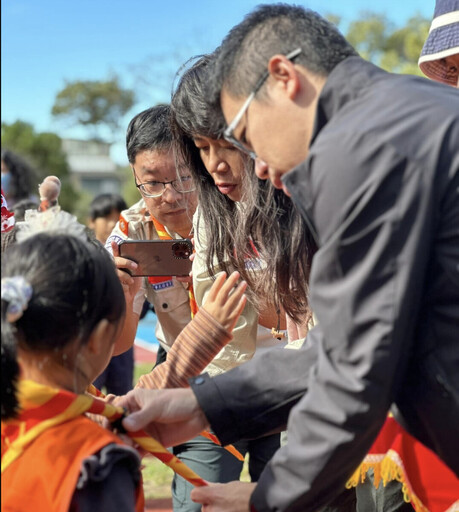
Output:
[119, 239, 192, 276]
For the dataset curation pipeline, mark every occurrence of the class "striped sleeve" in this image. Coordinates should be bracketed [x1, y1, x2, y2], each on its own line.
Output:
[136, 308, 232, 390]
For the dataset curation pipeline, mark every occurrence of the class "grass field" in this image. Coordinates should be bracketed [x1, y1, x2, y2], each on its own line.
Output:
[133, 362, 250, 500]
[134, 363, 173, 499]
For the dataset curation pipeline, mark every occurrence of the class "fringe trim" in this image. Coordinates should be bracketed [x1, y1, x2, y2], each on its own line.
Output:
[346, 450, 459, 512]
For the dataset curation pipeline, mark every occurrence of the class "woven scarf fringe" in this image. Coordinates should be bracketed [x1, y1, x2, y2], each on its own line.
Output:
[346, 451, 431, 512]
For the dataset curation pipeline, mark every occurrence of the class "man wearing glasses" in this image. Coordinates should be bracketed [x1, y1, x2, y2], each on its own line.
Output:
[118, 4, 459, 512]
[106, 104, 198, 357]
[106, 104, 259, 512]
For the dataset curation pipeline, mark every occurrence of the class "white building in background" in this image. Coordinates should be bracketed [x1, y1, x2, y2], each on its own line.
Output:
[61, 138, 123, 196]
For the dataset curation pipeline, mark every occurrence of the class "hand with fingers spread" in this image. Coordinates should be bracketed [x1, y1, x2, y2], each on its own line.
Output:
[111, 240, 142, 303]
[202, 271, 247, 332]
[136, 271, 246, 391]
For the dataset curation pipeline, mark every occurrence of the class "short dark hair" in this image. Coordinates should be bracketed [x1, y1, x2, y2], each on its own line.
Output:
[208, 3, 357, 104]
[126, 104, 173, 164]
[89, 193, 127, 220]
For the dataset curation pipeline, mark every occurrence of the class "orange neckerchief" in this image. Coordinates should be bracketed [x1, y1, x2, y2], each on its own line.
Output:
[1, 380, 207, 487]
[151, 217, 198, 318]
[347, 415, 459, 512]
[92, 387, 243, 463]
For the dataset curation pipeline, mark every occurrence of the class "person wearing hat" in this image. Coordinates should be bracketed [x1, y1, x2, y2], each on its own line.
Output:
[419, 0, 459, 87]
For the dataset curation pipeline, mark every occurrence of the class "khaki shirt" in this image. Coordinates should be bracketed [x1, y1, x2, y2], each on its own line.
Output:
[193, 205, 276, 377]
[106, 198, 191, 351]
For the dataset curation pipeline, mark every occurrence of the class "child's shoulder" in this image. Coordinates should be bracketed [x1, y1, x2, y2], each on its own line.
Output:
[3, 415, 141, 512]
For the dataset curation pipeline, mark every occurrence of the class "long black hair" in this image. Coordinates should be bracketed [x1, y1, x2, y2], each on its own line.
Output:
[171, 53, 316, 322]
[1, 233, 125, 419]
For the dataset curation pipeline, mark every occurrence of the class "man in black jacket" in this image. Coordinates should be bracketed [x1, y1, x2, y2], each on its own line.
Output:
[120, 5, 459, 512]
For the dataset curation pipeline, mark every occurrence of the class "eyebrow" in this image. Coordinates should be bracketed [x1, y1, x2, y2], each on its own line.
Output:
[138, 167, 161, 177]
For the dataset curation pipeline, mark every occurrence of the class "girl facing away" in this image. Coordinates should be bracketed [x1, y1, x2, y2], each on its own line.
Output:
[1, 221, 247, 512]
[1, 231, 141, 512]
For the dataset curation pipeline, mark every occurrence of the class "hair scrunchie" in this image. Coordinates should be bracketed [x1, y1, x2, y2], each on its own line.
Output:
[1, 276, 33, 323]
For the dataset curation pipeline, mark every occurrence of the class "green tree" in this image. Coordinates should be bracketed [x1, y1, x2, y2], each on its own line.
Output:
[343, 12, 430, 75]
[1, 120, 79, 212]
[51, 75, 136, 141]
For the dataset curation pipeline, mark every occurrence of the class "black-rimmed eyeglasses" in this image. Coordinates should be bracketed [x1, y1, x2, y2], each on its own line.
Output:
[132, 167, 196, 198]
[223, 47, 302, 160]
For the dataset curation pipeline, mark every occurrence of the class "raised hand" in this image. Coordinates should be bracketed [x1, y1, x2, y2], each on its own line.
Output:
[202, 271, 247, 332]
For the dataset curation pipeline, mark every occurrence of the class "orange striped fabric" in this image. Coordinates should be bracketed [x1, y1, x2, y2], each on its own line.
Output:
[135, 307, 244, 461]
[136, 308, 230, 389]
[1, 380, 208, 487]
[150, 217, 198, 317]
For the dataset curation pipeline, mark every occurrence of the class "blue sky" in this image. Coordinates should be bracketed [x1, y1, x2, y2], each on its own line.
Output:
[2, 0, 433, 165]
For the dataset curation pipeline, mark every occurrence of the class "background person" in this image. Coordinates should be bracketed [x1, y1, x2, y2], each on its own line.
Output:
[418, 0, 459, 87]
[88, 192, 135, 396]
[1, 149, 38, 209]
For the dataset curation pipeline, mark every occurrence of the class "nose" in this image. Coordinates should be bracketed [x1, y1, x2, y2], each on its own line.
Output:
[208, 147, 228, 174]
[162, 183, 183, 203]
[255, 158, 269, 179]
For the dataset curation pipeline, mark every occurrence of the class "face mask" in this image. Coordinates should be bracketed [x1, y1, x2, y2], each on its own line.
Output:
[1, 173, 11, 195]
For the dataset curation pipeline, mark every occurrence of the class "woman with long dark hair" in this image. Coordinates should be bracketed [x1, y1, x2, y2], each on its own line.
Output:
[169, 52, 317, 512]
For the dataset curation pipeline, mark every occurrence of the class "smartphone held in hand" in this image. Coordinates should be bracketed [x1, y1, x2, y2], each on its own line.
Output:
[119, 239, 192, 276]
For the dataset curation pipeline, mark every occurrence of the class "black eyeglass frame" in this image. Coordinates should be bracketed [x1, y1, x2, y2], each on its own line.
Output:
[223, 48, 303, 160]
[132, 166, 196, 198]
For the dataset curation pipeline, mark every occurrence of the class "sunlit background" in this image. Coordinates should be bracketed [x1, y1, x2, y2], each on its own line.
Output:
[2, 0, 432, 217]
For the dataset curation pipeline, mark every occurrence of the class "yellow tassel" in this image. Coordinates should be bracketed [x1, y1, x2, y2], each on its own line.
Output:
[346, 453, 431, 512]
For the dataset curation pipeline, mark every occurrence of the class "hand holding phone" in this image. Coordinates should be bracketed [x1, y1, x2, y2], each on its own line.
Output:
[111, 241, 142, 303]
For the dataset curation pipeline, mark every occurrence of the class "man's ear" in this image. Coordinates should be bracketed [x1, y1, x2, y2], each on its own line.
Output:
[86, 319, 112, 356]
[267, 55, 301, 99]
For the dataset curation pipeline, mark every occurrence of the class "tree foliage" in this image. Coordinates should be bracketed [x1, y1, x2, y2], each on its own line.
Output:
[51, 75, 136, 141]
[1, 120, 78, 212]
[342, 12, 430, 75]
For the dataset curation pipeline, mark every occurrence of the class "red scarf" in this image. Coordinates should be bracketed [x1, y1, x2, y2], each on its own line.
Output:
[1, 189, 15, 233]
[347, 416, 459, 512]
